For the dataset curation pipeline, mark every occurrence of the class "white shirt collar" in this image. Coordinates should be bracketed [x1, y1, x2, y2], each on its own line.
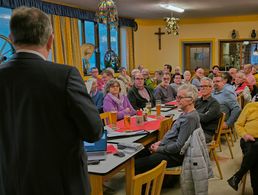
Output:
[16, 49, 46, 60]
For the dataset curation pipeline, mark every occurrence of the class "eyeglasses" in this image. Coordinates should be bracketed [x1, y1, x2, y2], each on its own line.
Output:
[213, 80, 222, 83]
[110, 85, 120, 88]
[135, 78, 144, 80]
[176, 96, 192, 100]
[163, 78, 170, 81]
[200, 85, 211, 88]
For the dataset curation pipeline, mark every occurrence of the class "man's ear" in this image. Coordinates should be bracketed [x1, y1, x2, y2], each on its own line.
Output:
[46, 33, 54, 52]
[9, 33, 14, 43]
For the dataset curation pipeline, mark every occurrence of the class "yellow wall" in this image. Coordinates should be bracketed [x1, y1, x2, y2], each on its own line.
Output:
[134, 16, 258, 72]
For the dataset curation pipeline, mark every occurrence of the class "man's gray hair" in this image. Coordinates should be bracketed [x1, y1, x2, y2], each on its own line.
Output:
[104, 79, 121, 95]
[10, 6, 52, 46]
[201, 77, 213, 86]
[178, 84, 198, 101]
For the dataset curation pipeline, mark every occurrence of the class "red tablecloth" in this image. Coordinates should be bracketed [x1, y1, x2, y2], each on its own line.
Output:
[115, 115, 164, 132]
[165, 100, 177, 106]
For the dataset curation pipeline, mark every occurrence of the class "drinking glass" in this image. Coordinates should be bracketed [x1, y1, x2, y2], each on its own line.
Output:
[124, 114, 131, 129]
[156, 100, 161, 117]
[110, 111, 117, 129]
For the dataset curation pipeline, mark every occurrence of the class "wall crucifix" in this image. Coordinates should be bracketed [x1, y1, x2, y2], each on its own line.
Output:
[154, 28, 165, 50]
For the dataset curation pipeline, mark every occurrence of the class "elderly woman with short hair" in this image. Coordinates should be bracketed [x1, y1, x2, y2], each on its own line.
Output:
[103, 79, 136, 120]
[135, 84, 201, 174]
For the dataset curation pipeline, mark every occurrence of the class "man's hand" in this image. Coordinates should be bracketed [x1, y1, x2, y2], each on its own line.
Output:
[243, 134, 255, 142]
[149, 141, 160, 153]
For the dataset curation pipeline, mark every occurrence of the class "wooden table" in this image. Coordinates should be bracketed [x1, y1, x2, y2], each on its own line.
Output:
[88, 146, 142, 195]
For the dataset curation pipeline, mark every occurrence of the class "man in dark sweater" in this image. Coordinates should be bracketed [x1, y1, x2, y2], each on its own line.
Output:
[195, 77, 221, 143]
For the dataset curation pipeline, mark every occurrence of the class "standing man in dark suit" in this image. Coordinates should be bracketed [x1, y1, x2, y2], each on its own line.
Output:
[0, 6, 103, 195]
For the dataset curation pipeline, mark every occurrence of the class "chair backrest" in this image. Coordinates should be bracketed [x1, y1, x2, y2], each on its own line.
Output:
[132, 160, 167, 195]
[213, 112, 226, 146]
[158, 116, 173, 140]
[237, 93, 244, 109]
[99, 112, 112, 125]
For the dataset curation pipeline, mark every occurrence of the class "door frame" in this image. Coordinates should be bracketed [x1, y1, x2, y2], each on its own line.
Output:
[179, 38, 216, 72]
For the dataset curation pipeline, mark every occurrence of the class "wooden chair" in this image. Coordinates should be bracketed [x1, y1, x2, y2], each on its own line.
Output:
[131, 160, 167, 195]
[158, 116, 173, 140]
[207, 112, 226, 180]
[220, 127, 234, 159]
[159, 117, 182, 176]
[99, 112, 112, 125]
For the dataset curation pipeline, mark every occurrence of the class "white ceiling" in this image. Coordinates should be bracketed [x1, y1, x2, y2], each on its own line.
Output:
[53, 0, 258, 19]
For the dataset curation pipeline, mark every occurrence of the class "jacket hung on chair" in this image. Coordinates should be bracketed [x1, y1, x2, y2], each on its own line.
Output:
[180, 127, 213, 195]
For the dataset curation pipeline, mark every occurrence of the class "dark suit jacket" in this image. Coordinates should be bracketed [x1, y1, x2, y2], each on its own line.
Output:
[0, 52, 103, 195]
[127, 85, 155, 110]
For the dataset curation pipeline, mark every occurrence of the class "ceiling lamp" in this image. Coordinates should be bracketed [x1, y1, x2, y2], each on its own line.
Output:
[164, 16, 180, 35]
[95, 0, 118, 28]
[160, 4, 184, 13]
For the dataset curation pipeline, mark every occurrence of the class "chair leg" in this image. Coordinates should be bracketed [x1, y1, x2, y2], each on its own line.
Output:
[242, 173, 247, 195]
[211, 149, 223, 180]
[218, 140, 222, 152]
[225, 134, 234, 159]
[228, 130, 234, 147]
[231, 127, 238, 142]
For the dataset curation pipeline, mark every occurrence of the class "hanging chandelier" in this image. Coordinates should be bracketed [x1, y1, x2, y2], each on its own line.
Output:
[95, 0, 118, 28]
[164, 16, 180, 35]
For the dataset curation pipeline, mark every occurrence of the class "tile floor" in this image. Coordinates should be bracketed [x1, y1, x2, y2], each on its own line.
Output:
[103, 138, 253, 195]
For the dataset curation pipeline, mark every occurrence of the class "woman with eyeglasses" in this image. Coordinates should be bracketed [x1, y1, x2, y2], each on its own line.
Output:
[103, 79, 136, 120]
[154, 72, 177, 104]
[127, 72, 155, 110]
[135, 84, 201, 174]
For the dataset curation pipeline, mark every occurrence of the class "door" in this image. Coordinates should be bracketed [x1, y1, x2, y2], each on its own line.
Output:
[184, 43, 211, 74]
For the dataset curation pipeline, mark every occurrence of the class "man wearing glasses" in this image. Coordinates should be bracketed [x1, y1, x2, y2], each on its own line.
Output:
[212, 74, 241, 129]
[195, 77, 221, 143]
[154, 73, 177, 104]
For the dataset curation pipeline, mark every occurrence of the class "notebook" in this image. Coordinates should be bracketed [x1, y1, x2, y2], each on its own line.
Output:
[84, 130, 107, 161]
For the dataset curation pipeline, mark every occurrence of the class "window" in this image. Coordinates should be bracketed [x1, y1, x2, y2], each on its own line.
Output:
[110, 27, 118, 55]
[120, 27, 127, 68]
[85, 21, 96, 69]
[98, 23, 108, 70]
[0, 7, 11, 37]
[0, 7, 13, 63]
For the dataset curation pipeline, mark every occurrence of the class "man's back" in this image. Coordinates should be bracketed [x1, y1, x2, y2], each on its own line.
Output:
[0, 52, 103, 195]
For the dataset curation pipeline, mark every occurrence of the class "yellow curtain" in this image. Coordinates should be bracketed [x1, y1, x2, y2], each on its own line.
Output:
[125, 27, 135, 73]
[51, 15, 83, 76]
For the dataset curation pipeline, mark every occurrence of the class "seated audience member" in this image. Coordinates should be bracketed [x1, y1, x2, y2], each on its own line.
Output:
[102, 69, 127, 95]
[234, 72, 252, 103]
[154, 73, 177, 104]
[183, 70, 192, 84]
[227, 101, 258, 194]
[163, 64, 172, 74]
[131, 68, 141, 80]
[174, 66, 181, 74]
[103, 79, 136, 120]
[222, 72, 236, 96]
[229, 67, 238, 85]
[195, 77, 221, 143]
[86, 78, 104, 113]
[127, 72, 155, 110]
[135, 84, 200, 174]
[170, 72, 183, 92]
[137, 64, 144, 72]
[212, 75, 241, 129]
[142, 68, 155, 92]
[243, 64, 256, 91]
[208, 65, 220, 79]
[251, 66, 258, 87]
[191, 67, 204, 90]
[91, 67, 104, 91]
[153, 70, 163, 87]
[117, 67, 132, 91]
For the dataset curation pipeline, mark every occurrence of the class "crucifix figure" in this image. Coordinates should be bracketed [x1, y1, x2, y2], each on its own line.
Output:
[154, 28, 165, 50]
